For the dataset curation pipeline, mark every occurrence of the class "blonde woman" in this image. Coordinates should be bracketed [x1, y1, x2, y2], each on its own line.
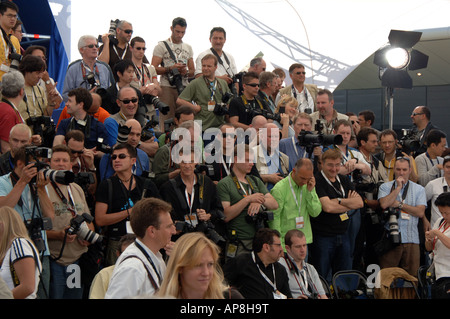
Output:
[275, 95, 299, 139]
[0, 207, 42, 299]
[157, 232, 230, 299]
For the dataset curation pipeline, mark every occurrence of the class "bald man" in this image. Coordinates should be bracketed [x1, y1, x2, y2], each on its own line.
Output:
[99, 118, 150, 180]
[252, 123, 289, 191]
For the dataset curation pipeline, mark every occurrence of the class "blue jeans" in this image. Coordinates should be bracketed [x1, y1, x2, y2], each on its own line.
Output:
[309, 233, 353, 283]
[347, 209, 361, 257]
[49, 259, 83, 299]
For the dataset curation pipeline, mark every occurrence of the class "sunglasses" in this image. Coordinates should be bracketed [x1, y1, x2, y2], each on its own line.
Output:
[135, 47, 146, 51]
[111, 153, 130, 160]
[119, 97, 138, 104]
[396, 156, 410, 162]
[122, 29, 133, 34]
[295, 71, 306, 75]
[411, 112, 424, 116]
[245, 83, 260, 87]
[70, 149, 84, 155]
[84, 44, 99, 49]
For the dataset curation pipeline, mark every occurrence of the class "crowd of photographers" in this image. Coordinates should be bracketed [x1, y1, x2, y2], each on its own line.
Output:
[0, 3, 449, 300]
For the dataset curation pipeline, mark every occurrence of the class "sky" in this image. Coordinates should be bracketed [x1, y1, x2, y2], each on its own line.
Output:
[50, 0, 450, 89]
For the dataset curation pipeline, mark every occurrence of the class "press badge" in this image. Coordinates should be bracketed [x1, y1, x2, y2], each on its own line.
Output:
[340, 213, 349, 222]
[126, 221, 134, 234]
[295, 216, 304, 229]
[184, 213, 198, 227]
[401, 211, 410, 220]
[207, 100, 215, 111]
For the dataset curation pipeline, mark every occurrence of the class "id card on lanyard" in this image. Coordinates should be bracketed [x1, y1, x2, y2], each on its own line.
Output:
[252, 251, 287, 299]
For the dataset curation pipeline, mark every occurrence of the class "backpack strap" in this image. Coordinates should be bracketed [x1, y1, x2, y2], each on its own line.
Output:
[120, 255, 158, 291]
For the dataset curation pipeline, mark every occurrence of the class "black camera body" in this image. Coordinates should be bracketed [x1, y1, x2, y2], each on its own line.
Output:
[213, 92, 234, 116]
[25, 217, 52, 252]
[397, 129, 420, 155]
[97, 138, 112, 154]
[97, 19, 120, 46]
[168, 68, 185, 94]
[9, 52, 22, 70]
[143, 94, 170, 115]
[246, 210, 274, 230]
[74, 172, 95, 186]
[176, 219, 226, 245]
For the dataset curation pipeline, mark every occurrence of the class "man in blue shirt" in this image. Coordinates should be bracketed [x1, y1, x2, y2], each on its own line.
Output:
[378, 156, 427, 276]
[53, 88, 107, 149]
[62, 35, 115, 102]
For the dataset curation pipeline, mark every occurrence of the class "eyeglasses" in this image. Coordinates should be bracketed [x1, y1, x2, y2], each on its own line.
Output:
[295, 71, 306, 75]
[84, 44, 99, 49]
[5, 14, 17, 19]
[122, 29, 133, 34]
[245, 83, 260, 87]
[412, 112, 424, 116]
[111, 153, 130, 160]
[70, 149, 84, 155]
[119, 97, 138, 104]
[135, 47, 146, 51]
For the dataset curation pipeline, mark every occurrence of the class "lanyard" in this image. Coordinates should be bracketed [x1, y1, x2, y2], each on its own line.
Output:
[288, 174, 303, 217]
[113, 43, 128, 60]
[50, 182, 77, 217]
[426, 152, 441, 178]
[252, 251, 277, 293]
[181, 176, 196, 215]
[231, 169, 255, 197]
[241, 95, 263, 110]
[321, 170, 345, 198]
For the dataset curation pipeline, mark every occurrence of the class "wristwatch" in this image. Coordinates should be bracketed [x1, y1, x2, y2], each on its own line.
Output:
[398, 202, 404, 209]
[89, 167, 97, 172]
[338, 198, 342, 205]
[45, 79, 52, 85]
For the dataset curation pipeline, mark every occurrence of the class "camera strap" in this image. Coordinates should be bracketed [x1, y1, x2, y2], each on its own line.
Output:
[133, 63, 151, 86]
[80, 61, 100, 87]
[209, 48, 233, 77]
[162, 41, 177, 64]
[0, 25, 16, 59]
[134, 240, 163, 285]
[9, 171, 24, 208]
[50, 182, 76, 216]
[241, 95, 263, 111]
[69, 114, 92, 140]
[230, 169, 256, 197]
[282, 253, 318, 296]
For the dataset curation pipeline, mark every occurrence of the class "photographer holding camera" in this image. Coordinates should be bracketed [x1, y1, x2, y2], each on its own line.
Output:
[0, 145, 54, 298]
[151, 17, 194, 128]
[229, 72, 270, 131]
[62, 35, 115, 103]
[95, 143, 160, 266]
[378, 156, 427, 276]
[45, 145, 94, 299]
[217, 144, 278, 257]
[160, 148, 226, 250]
[177, 53, 231, 137]
[0, 1, 21, 80]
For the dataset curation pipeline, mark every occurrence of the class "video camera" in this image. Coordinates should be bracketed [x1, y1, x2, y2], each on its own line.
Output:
[397, 128, 420, 156]
[143, 94, 170, 115]
[67, 213, 104, 244]
[213, 92, 234, 116]
[97, 19, 120, 46]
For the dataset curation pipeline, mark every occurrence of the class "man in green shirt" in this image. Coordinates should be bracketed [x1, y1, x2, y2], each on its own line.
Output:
[176, 53, 231, 135]
[269, 158, 322, 248]
[217, 144, 278, 256]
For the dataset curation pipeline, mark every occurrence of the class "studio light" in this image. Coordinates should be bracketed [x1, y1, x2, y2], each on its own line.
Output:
[373, 29, 429, 89]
